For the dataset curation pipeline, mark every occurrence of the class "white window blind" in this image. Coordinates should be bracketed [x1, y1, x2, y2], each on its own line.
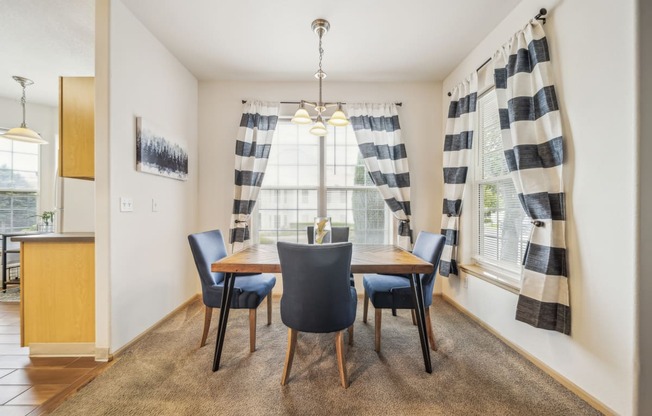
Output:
[475, 89, 531, 278]
[0, 131, 39, 233]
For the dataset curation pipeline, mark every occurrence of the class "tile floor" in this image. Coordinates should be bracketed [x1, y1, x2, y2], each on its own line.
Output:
[0, 301, 103, 415]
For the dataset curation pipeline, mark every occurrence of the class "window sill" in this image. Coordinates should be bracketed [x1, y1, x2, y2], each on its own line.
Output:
[458, 264, 521, 295]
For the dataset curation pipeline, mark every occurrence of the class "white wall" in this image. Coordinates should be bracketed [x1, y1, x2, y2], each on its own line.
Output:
[96, 0, 199, 353]
[441, 0, 637, 414]
[197, 81, 442, 289]
[0, 96, 57, 218]
[198, 80, 442, 238]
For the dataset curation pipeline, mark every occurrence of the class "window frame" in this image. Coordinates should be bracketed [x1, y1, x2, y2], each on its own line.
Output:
[470, 87, 528, 288]
[0, 127, 41, 233]
[252, 117, 393, 245]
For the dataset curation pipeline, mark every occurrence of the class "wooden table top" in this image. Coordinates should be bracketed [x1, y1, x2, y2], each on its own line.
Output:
[211, 244, 433, 274]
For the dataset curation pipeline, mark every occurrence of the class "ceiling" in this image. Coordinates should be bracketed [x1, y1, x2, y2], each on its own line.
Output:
[0, 0, 523, 107]
[0, 0, 94, 107]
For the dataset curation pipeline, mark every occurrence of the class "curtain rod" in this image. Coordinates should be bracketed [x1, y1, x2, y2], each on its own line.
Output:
[241, 100, 402, 107]
[447, 8, 548, 97]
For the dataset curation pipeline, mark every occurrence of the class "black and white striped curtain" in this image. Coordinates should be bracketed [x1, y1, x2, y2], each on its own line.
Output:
[229, 101, 280, 248]
[440, 74, 478, 277]
[493, 21, 570, 334]
[348, 103, 412, 250]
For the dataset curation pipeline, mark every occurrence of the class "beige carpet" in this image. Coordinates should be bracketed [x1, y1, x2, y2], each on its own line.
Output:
[51, 297, 600, 416]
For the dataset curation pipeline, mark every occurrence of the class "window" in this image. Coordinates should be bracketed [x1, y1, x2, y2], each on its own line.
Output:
[255, 120, 391, 244]
[0, 130, 39, 233]
[473, 89, 531, 282]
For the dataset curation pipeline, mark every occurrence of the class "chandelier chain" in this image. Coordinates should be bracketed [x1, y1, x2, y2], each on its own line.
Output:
[318, 31, 323, 112]
[19, 83, 27, 128]
[289, 19, 351, 136]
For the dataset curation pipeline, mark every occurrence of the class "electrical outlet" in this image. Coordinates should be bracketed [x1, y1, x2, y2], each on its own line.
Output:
[152, 198, 159, 212]
[120, 197, 134, 212]
[463, 274, 469, 289]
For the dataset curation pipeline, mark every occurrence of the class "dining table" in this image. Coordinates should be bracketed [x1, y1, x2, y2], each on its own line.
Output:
[210, 243, 435, 373]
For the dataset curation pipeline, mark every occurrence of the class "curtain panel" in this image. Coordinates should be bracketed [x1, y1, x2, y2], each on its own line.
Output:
[493, 20, 570, 334]
[348, 103, 413, 250]
[440, 74, 478, 277]
[229, 101, 280, 249]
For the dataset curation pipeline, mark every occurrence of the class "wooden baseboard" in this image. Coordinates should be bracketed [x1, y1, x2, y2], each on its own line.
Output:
[94, 347, 111, 362]
[111, 294, 201, 359]
[439, 294, 615, 416]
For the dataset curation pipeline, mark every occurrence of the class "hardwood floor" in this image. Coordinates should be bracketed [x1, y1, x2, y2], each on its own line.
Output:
[0, 302, 105, 415]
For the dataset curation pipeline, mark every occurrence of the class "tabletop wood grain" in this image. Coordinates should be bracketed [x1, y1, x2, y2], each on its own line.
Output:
[211, 244, 433, 274]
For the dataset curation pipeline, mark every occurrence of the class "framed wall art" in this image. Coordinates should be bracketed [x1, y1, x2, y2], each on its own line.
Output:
[136, 117, 188, 181]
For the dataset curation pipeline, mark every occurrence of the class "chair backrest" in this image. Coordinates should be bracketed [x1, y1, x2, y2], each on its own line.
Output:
[188, 230, 227, 292]
[306, 226, 350, 244]
[277, 242, 355, 333]
[411, 231, 447, 305]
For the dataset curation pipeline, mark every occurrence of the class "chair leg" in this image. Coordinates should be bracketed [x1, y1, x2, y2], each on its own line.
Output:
[425, 306, 437, 351]
[348, 325, 354, 346]
[281, 328, 298, 386]
[267, 294, 272, 325]
[375, 309, 382, 352]
[392, 307, 397, 316]
[200, 306, 212, 348]
[335, 331, 349, 388]
[363, 291, 369, 323]
[411, 309, 417, 326]
[249, 309, 257, 353]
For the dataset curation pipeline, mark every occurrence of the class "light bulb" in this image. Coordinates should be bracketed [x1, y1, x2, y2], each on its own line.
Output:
[291, 107, 312, 125]
[328, 109, 349, 126]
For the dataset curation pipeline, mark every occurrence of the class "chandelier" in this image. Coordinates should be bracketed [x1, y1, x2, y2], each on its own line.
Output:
[291, 19, 349, 136]
[1, 76, 47, 145]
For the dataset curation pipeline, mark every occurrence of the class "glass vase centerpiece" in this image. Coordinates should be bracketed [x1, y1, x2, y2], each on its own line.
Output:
[314, 217, 332, 244]
[37, 210, 56, 233]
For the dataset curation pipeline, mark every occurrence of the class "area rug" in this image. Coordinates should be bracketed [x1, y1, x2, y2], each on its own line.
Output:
[51, 297, 600, 416]
[0, 287, 19, 303]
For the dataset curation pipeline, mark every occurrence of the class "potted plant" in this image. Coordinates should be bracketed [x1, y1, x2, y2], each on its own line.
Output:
[36, 210, 56, 233]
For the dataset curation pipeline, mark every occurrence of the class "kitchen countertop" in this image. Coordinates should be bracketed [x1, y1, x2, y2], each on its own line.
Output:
[11, 233, 95, 243]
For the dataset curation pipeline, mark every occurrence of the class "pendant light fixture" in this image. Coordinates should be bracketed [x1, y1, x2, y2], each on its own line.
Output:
[1, 76, 47, 145]
[291, 19, 350, 136]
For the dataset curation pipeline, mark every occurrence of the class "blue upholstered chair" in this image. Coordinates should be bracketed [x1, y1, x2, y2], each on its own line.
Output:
[307, 226, 355, 287]
[306, 226, 350, 244]
[277, 242, 357, 388]
[362, 231, 446, 352]
[188, 230, 276, 351]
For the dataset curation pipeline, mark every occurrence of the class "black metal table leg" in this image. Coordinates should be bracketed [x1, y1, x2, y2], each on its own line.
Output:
[409, 273, 432, 373]
[212, 272, 237, 372]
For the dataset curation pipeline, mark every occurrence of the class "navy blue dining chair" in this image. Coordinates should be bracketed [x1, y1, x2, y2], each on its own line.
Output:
[362, 231, 445, 352]
[307, 226, 355, 287]
[277, 242, 356, 388]
[188, 230, 276, 352]
[306, 226, 350, 244]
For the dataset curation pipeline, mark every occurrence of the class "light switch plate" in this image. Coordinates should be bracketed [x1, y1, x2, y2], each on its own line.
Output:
[120, 197, 134, 212]
[152, 198, 159, 212]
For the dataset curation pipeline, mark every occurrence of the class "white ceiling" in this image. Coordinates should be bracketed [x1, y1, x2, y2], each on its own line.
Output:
[0, 0, 95, 107]
[0, 0, 523, 106]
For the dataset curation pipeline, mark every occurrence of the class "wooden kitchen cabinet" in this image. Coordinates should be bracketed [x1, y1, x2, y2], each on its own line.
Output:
[14, 233, 95, 356]
[59, 76, 94, 180]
